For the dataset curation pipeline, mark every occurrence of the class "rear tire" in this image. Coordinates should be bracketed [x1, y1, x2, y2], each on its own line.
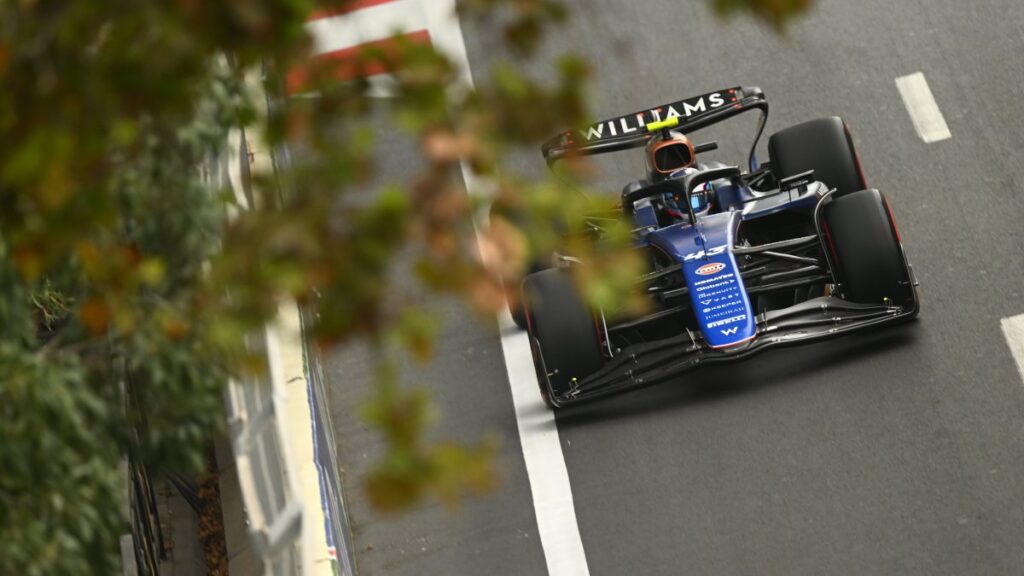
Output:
[523, 269, 603, 407]
[510, 294, 529, 330]
[769, 117, 866, 197]
[490, 203, 550, 330]
[822, 189, 914, 307]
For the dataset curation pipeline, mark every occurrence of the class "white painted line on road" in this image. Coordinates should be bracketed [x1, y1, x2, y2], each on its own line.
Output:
[424, 2, 591, 575]
[495, 311, 591, 576]
[895, 72, 952, 143]
[1000, 313, 1024, 383]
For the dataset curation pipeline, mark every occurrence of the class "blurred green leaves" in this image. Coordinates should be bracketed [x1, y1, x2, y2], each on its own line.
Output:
[0, 0, 811, 572]
[0, 346, 121, 576]
[1, 2, 262, 572]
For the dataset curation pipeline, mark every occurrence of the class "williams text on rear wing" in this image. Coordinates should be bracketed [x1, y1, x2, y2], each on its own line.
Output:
[541, 86, 768, 171]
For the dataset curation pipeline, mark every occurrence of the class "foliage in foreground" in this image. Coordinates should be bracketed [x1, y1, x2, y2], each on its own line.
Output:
[0, 0, 812, 573]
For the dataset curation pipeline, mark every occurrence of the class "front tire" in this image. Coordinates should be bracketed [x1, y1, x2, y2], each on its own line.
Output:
[822, 189, 915, 308]
[523, 269, 603, 407]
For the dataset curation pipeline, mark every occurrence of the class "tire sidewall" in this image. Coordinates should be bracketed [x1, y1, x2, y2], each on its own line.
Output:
[822, 189, 914, 306]
[523, 269, 603, 404]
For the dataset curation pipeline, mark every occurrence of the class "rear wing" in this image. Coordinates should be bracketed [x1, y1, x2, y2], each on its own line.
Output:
[541, 86, 768, 170]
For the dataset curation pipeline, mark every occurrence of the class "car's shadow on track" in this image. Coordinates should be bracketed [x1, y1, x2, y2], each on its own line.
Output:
[552, 323, 920, 430]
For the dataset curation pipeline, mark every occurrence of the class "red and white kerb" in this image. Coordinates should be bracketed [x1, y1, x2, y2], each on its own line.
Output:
[289, 0, 432, 95]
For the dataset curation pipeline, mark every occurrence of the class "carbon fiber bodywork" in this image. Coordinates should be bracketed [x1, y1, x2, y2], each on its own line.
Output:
[537, 294, 919, 408]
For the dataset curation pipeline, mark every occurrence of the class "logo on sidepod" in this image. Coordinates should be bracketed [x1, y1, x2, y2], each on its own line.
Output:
[696, 262, 726, 276]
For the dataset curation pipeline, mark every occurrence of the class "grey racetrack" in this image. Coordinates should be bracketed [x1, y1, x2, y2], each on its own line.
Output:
[323, 1, 1024, 574]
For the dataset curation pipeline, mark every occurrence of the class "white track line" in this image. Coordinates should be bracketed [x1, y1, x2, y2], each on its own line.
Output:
[424, 2, 591, 575]
[895, 72, 952, 143]
[495, 311, 590, 576]
[1001, 314, 1024, 383]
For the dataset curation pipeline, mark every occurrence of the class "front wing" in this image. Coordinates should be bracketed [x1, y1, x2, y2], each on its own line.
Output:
[538, 295, 919, 408]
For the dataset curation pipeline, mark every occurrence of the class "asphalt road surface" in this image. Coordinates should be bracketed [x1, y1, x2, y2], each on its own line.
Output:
[322, 0, 1024, 574]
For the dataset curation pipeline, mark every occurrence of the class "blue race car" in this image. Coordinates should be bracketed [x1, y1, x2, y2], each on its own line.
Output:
[523, 86, 920, 408]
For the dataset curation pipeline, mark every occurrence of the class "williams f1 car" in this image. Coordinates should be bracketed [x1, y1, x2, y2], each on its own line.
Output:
[521, 86, 920, 408]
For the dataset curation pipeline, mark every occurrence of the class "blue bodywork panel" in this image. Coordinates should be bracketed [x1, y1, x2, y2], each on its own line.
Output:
[637, 169, 822, 348]
[648, 212, 756, 348]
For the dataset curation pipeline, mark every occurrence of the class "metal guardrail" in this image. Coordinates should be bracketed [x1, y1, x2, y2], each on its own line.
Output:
[217, 125, 312, 576]
[298, 311, 357, 576]
[196, 56, 356, 574]
[262, 60, 357, 576]
[119, 357, 167, 576]
[220, 97, 355, 573]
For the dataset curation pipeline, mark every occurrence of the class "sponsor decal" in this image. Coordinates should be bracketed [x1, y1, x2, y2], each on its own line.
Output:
[693, 278, 735, 291]
[703, 302, 741, 313]
[700, 295, 741, 309]
[706, 308, 745, 319]
[694, 271, 734, 285]
[580, 91, 732, 142]
[696, 262, 726, 276]
[720, 327, 740, 336]
[695, 287, 738, 298]
[706, 314, 747, 328]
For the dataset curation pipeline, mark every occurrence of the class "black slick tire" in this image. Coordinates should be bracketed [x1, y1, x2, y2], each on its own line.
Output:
[769, 117, 866, 197]
[822, 189, 914, 307]
[509, 262, 548, 330]
[510, 295, 529, 330]
[490, 203, 549, 330]
[522, 269, 603, 407]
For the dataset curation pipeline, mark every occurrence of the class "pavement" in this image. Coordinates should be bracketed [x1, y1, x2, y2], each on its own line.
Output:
[154, 480, 208, 576]
[320, 0, 1024, 574]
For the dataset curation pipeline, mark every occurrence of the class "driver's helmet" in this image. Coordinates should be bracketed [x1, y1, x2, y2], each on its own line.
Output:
[645, 129, 695, 179]
[646, 131, 705, 219]
[660, 166, 710, 219]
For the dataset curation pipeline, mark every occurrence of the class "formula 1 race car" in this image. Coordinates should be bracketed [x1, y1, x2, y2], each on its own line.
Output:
[521, 86, 920, 408]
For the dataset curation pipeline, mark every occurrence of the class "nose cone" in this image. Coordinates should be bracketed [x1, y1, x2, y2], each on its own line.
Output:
[683, 250, 757, 349]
